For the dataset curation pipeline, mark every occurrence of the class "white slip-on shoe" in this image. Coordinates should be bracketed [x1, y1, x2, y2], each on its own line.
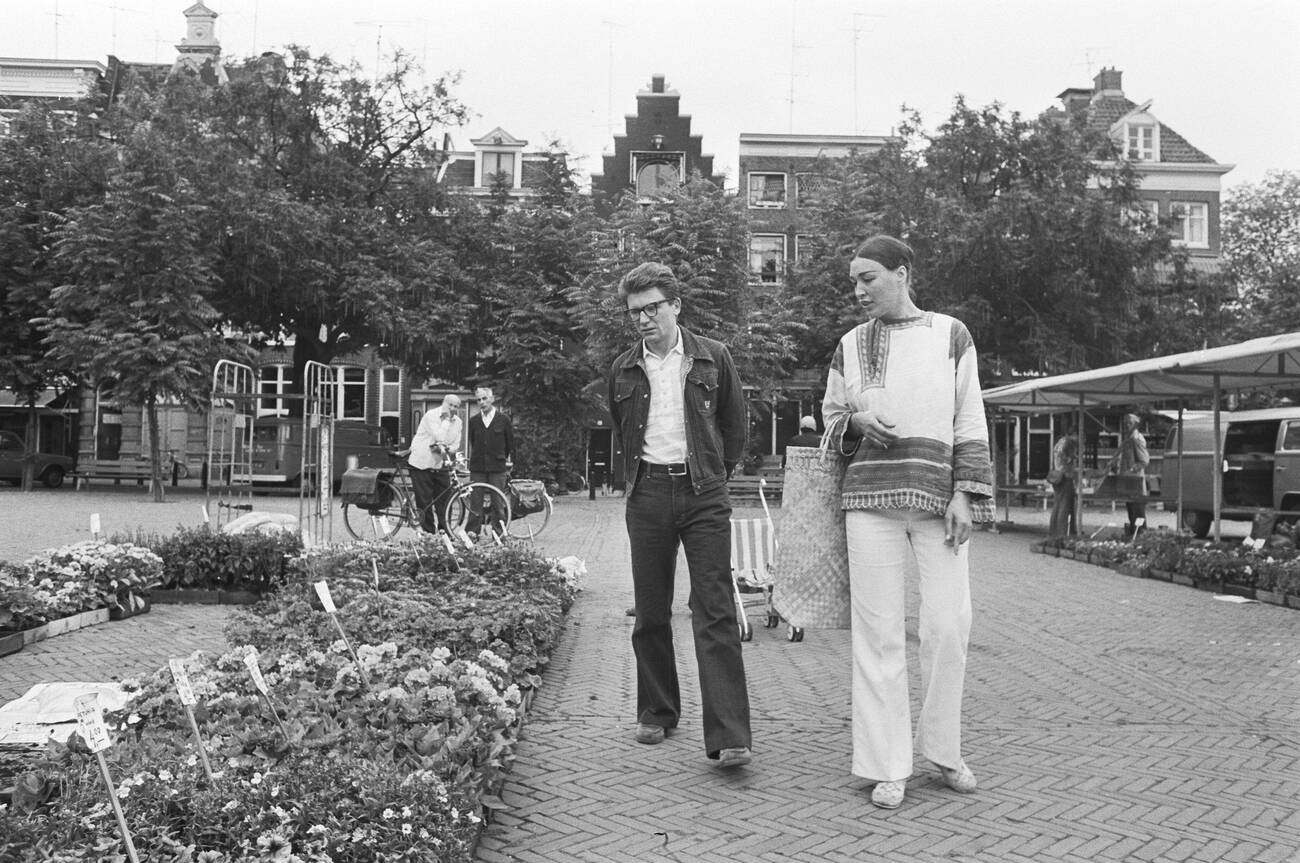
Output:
[870, 779, 906, 809]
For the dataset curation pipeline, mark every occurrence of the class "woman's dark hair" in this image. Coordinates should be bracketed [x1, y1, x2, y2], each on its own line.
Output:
[617, 262, 682, 301]
[852, 235, 915, 272]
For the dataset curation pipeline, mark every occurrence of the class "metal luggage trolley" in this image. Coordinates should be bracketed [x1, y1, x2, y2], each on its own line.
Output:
[730, 477, 804, 643]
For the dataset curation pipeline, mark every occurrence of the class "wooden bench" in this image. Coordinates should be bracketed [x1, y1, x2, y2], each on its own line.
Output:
[74, 459, 157, 489]
[728, 474, 783, 505]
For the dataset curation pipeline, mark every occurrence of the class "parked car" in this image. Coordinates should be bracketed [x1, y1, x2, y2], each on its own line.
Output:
[234, 417, 392, 491]
[0, 430, 75, 488]
[1159, 407, 1300, 536]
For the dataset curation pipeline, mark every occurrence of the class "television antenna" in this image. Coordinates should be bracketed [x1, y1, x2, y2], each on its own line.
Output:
[785, 0, 811, 132]
[1073, 47, 1112, 79]
[353, 18, 419, 75]
[852, 12, 885, 132]
[600, 18, 625, 145]
[106, 3, 146, 56]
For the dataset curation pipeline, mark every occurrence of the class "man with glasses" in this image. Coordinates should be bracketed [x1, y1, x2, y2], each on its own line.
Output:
[606, 261, 753, 769]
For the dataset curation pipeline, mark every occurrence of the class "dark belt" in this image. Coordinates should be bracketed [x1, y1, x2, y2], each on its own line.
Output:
[640, 461, 688, 477]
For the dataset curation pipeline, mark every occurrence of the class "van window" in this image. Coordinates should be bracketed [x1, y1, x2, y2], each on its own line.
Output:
[1282, 421, 1300, 452]
[1224, 420, 1280, 456]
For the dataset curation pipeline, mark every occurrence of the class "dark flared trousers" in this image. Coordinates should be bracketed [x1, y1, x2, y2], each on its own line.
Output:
[410, 466, 452, 533]
[625, 471, 752, 757]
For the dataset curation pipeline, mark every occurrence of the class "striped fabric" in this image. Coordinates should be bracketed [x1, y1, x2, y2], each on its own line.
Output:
[824, 312, 995, 522]
[730, 517, 775, 587]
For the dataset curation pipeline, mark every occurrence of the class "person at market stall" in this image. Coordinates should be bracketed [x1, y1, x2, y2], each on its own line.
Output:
[1116, 413, 1150, 537]
[1049, 426, 1080, 537]
[822, 234, 993, 809]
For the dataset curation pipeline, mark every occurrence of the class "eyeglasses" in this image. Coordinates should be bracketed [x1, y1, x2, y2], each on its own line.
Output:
[624, 299, 674, 321]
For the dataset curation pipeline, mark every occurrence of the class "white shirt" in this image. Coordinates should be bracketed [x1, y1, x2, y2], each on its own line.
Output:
[409, 409, 462, 470]
[641, 331, 688, 464]
[479, 408, 495, 428]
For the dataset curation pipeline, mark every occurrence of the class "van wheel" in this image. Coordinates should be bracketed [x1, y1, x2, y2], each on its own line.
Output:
[1181, 509, 1212, 538]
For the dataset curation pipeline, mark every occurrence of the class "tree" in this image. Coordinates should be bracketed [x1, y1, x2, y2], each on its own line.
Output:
[571, 177, 802, 397]
[1222, 170, 1300, 336]
[42, 92, 233, 501]
[0, 102, 107, 490]
[198, 49, 473, 393]
[790, 99, 1172, 379]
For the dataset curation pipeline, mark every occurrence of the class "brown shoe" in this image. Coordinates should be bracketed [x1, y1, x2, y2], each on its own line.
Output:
[634, 723, 665, 744]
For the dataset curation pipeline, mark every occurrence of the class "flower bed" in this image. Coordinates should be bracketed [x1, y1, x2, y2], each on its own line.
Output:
[0, 536, 584, 861]
[1033, 524, 1300, 607]
[0, 541, 163, 645]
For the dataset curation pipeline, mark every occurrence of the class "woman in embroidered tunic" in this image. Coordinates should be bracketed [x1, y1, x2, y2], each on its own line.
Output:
[823, 235, 994, 810]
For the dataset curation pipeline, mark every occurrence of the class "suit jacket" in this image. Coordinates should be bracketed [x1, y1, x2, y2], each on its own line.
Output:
[468, 410, 513, 472]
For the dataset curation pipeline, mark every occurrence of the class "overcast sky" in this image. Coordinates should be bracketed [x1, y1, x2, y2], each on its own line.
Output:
[5, 0, 1297, 192]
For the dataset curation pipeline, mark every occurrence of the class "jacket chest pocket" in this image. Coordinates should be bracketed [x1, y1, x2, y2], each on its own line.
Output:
[687, 368, 719, 413]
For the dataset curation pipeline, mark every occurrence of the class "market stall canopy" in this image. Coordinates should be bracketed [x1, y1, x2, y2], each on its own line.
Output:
[982, 332, 1300, 411]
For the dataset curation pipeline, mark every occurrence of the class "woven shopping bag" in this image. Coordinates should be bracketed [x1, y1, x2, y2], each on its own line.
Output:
[771, 430, 851, 629]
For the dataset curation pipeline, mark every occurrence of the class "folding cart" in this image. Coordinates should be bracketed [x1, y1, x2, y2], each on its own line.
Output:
[730, 477, 803, 642]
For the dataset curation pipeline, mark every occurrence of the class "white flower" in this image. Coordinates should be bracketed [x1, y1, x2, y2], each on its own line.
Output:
[158, 769, 174, 782]
[250, 772, 263, 786]
[222, 800, 239, 812]
[430, 646, 452, 662]
[382, 807, 396, 820]
[115, 784, 130, 800]
[401, 805, 412, 818]
[307, 824, 328, 836]
[401, 823, 412, 835]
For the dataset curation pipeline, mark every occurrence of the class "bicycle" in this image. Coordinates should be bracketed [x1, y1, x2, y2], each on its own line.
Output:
[340, 450, 512, 543]
[503, 476, 554, 540]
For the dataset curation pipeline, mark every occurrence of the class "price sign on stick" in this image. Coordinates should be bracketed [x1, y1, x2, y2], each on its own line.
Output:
[441, 533, 457, 555]
[200, 505, 210, 525]
[244, 652, 269, 695]
[313, 580, 336, 613]
[169, 659, 215, 784]
[370, 557, 381, 593]
[75, 694, 140, 862]
[169, 659, 197, 706]
[90, 513, 102, 540]
[74, 693, 112, 753]
[244, 651, 290, 743]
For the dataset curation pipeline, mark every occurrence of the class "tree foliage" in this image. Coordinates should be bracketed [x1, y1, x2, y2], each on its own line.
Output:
[1222, 170, 1300, 336]
[790, 99, 1172, 379]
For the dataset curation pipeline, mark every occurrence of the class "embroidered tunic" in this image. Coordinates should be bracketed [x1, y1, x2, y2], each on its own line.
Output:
[824, 312, 995, 521]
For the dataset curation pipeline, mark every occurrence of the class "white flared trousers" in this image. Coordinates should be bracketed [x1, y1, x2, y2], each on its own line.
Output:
[845, 509, 971, 781]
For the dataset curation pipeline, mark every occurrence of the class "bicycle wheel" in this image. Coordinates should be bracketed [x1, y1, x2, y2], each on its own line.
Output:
[443, 482, 512, 541]
[505, 491, 553, 540]
[342, 479, 410, 541]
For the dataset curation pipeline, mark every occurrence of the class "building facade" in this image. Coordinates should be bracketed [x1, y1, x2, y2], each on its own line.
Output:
[440, 127, 559, 200]
[1051, 67, 1233, 267]
[590, 74, 725, 203]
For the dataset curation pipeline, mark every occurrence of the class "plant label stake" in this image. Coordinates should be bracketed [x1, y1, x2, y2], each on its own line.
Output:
[1131, 517, 1146, 542]
[440, 533, 456, 555]
[314, 580, 370, 690]
[200, 505, 210, 525]
[169, 659, 214, 785]
[90, 513, 101, 540]
[74, 694, 140, 863]
[243, 651, 291, 744]
[369, 557, 381, 594]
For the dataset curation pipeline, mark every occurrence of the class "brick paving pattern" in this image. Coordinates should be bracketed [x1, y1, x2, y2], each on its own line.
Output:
[4, 487, 1300, 862]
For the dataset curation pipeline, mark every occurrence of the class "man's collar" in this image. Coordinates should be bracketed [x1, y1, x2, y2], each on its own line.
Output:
[642, 326, 684, 361]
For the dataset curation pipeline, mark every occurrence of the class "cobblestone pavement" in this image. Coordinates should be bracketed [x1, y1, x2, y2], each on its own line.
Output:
[4, 488, 1298, 862]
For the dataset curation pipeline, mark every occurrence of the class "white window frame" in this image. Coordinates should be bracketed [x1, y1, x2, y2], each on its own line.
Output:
[1124, 122, 1159, 162]
[335, 366, 368, 420]
[379, 366, 402, 441]
[479, 150, 517, 187]
[1171, 201, 1209, 249]
[747, 172, 787, 209]
[1123, 199, 1160, 228]
[794, 172, 824, 208]
[748, 234, 787, 284]
[258, 364, 292, 417]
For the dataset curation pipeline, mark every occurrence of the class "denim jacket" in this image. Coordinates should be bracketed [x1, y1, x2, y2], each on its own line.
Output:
[607, 328, 747, 496]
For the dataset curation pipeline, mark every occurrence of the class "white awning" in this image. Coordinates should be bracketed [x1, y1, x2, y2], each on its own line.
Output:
[982, 332, 1300, 411]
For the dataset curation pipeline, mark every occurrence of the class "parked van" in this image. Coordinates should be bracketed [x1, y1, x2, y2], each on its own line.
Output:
[1159, 407, 1300, 536]
[237, 417, 392, 490]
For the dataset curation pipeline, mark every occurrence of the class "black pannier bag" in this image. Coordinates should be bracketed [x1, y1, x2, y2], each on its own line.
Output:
[339, 468, 394, 510]
[508, 479, 547, 518]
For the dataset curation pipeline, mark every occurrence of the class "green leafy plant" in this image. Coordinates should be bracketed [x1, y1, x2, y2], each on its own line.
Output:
[151, 527, 302, 593]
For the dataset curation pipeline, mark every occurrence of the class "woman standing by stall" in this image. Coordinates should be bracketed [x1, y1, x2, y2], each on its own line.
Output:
[823, 235, 995, 809]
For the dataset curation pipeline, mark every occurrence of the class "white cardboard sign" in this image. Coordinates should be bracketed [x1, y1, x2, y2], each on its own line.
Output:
[243, 652, 269, 695]
[90, 513, 102, 538]
[73, 694, 112, 753]
[313, 580, 336, 613]
[169, 659, 197, 706]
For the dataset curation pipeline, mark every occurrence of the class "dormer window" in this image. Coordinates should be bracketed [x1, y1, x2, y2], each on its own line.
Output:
[1125, 123, 1158, 161]
[480, 151, 516, 187]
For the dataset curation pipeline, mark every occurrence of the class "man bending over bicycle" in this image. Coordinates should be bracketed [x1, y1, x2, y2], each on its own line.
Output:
[409, 394, 463, 533]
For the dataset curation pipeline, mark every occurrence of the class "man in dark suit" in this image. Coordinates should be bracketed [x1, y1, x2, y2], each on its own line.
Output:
[467, 386, 514, 535]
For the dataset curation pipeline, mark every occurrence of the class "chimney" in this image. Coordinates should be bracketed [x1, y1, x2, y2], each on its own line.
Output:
[651, 74, 665, 94]
[1093, 67, 1123, 96]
